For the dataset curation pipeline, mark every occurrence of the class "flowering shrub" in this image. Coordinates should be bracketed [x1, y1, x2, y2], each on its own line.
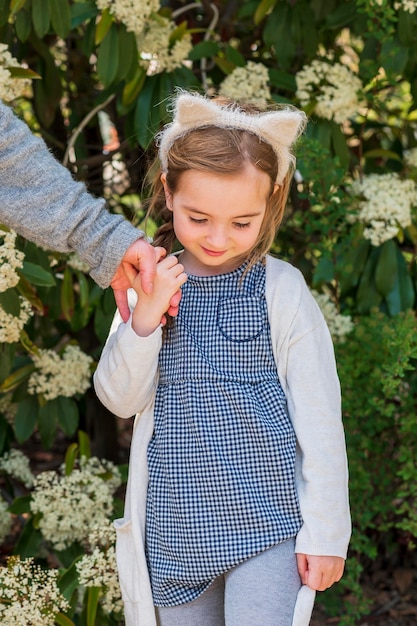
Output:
[0, 556, 69, 625]
[349, 173, 417, 246]
[30, 456, 120, 550]
[219, 62, 271, 107]
[28, 345, 93, 402]
[295, 58, 363, 124]
[0, 44, 32, 102]
[137, 15, 193, 75]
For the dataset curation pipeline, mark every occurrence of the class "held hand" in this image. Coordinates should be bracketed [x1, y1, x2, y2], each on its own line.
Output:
[296, 554, 345, 591]
[110, 238, 181, 322]
[131, 255, 187, 337]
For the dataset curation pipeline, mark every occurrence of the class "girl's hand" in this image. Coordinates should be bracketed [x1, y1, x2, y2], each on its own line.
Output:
[131, 255, 187, 337]
[296, 554, 345, 591]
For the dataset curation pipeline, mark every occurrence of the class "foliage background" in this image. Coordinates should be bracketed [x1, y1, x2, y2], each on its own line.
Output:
[1, 0, 417, 624]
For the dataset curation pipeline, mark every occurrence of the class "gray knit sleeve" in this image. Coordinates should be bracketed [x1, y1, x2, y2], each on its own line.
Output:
[0, 101, 143, 288]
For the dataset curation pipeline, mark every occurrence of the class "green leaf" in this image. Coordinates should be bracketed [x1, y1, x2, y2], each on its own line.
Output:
[97, 22, 119, 87]
[38, 400, 58, 449]
[49, 0, 71, 38]
[0, 364, 35, 395]
[58, 559, 83, 602]
[380, 39, 409, 78]
[8, 66, 41, 80]
[61, 268, 74, 322]
[375, 239, 398, 297]
[122, 66, 146, 106]
[13, 517, 43, 558]
[32, 0, 50, 37]
[78, 430, 91, 459]
[268, 68, 296, 92]
[331, 122, 350, 169]
[64, 442, 79, 475]
[0, 289, 21, 316]
[10, 0, 26, 14]
[225, 44, 246, 67]
[0, 0, 11, 26]
[14, 396, 38, 443]
[95, 7, 113, 44]
[188, 40, 220, 61]
[0, 343, 14, 383]
[55, 614, 76, 626]
[254, 0, 278, 25]
[57, 397, 79, 437]
[116, 26, 137, 82]
[385, 248, 415, 315]
[325, 3, 357, 29]
[356, 248, 383, 314]
[71, 1, 98, 28]
[19, 261, 56, 287]
[15, 8, 32, 41]
[134, 76, 158, 149]
[8, 494, 32, 514]
[87, 586, 101, 626]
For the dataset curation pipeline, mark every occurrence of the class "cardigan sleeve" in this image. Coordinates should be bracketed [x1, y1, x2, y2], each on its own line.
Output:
[93, 295, 162, 418]
[266, 257, 351, 559]
[0, 101, 142, 288]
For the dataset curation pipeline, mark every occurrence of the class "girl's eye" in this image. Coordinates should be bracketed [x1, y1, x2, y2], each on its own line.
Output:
[234, 222, 250, 229]
[189, 217, 207, 224]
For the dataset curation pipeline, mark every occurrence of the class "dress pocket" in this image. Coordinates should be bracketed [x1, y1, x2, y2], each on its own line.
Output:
[217, 296, 264, 342]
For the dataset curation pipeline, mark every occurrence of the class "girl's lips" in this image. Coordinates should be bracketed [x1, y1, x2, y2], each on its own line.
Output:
[202, 247, 226, 257]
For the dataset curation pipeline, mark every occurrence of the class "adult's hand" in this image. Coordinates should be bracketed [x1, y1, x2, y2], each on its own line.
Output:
[110, 238, 181, 322]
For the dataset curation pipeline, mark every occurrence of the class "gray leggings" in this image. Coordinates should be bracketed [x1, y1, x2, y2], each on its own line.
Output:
[156, 539, 301, 626]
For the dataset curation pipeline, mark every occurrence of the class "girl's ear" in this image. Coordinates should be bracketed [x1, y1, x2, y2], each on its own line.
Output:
[272, 183, 280, 196]
[160, 173, 173, 210]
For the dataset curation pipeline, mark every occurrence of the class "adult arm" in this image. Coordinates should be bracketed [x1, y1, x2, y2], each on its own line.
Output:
[0, 100, 142, 288]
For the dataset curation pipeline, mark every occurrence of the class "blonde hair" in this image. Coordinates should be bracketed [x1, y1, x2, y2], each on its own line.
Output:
[146, 98, 297, 270]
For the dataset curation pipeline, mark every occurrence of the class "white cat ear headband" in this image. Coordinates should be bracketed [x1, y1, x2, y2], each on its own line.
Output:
[157, 92, 307, 184]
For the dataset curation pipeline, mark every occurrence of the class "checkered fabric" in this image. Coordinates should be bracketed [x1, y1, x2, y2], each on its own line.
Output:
[146, 261, 302, 606]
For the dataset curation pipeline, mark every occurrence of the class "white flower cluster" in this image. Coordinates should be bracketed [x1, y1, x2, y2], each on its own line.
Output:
[76, 522, 123, 615]
[0, 394, 17, 425]
[0, 556, 69, 625]
[312, 291, 354, 343]
[0, 228, 25, 293]
[404, 147, 417, 169]
[0, 448, 34, 488]
[350, 173, 417, 246]
[28, 344, 93, 401]
[219, 61, 271, 108]
[296, 59, 363, 124]
[0, 44, 31, 102]
[0, 296, 33, 343]
[138, 16, 192, 75]
[394, 0, 417, 13]
[0, 497, 12, 545]
[96, 0, 160, 35]
[67, 252, 90, 273]
[30, 456, 121, 550]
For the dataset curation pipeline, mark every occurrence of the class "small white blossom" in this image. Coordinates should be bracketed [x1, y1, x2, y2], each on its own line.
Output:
[0, 556, 69, 625]
[0, 394, 17, 425]
[349, 173, 417, 246]
[0, 449, 34, 488]
[219, 61, 271, 108]
[138, 15, 192, 75]
[30, 457, 121, 550]
[66, 253, 90, 273]
[312, 291, 354, 342]
[0, 497, 12, 545]
[394, 0, 417, 13]
[0, 228, 25, 292]
[0, 297, 33, 344]
[296, 58, 363, 124]
[96, 0, 160, 35]
[76, 522, 123, 615]
[404, 147, 417, 169]
[28, 344, 93, 401]
[0, 44, 31, 102]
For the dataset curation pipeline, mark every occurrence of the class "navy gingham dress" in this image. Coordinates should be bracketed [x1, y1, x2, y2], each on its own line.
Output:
[145, 260, 302, 606]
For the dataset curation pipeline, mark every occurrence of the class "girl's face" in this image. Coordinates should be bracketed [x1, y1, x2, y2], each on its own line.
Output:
[162, 163, 273, 276]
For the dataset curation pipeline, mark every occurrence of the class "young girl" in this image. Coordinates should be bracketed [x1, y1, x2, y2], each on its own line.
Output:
[94, 92, 351, 626]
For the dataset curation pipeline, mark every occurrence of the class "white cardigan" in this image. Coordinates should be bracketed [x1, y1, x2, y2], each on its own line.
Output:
[94, 255, 351, 626]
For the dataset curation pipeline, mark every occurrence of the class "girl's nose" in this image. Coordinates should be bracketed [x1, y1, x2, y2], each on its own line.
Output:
[206, 225, 228, 249]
